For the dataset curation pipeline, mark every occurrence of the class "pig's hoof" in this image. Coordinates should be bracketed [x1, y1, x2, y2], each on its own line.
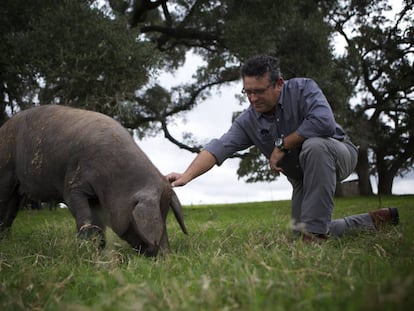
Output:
[0, 225, 11, 240]
[78, 224, 106, 249]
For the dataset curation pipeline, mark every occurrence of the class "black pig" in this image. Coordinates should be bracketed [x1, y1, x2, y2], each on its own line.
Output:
[0, 105, 187, 256]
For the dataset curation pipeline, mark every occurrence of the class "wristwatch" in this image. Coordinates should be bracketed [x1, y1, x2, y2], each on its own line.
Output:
[275, 137, 289, 153]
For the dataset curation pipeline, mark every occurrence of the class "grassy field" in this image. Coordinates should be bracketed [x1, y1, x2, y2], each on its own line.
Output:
[0, 195, 413, 311]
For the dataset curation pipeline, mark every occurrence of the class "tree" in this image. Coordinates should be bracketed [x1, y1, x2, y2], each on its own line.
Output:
[328, 0, 414, 194]
[0, 0, 158, 128]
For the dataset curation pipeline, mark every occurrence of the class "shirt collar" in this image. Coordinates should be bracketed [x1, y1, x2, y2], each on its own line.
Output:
[249, 105, 262, 119]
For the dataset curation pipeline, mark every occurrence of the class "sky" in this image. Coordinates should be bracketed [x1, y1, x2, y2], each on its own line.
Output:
[137, 54, 414, 206]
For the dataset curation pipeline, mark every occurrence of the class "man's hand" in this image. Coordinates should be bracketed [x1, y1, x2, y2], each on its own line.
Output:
[269, 148, 286, 175]
[166, 172, 188, 187]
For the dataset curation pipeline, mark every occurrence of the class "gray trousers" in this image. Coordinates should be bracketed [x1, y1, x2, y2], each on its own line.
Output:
[288, 137, 375, 237]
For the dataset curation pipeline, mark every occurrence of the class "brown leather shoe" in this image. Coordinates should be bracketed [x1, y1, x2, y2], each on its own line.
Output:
[302, 233, 328, 244]
[369, 207, 399, 228]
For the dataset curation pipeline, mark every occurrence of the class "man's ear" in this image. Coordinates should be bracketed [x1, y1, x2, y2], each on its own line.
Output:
[276, 78, 284, 88]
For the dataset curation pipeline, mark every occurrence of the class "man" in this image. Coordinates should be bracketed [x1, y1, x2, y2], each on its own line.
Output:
[167, 55, 399, 242]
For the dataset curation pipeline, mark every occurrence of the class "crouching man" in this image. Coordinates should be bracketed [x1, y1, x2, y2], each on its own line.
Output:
[167, 55, 399, 242]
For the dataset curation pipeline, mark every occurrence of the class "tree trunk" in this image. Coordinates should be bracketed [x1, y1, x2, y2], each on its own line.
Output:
[355, 146, 373, 195]
[375, 147, 396, 195]
[377, 173, 394, 195]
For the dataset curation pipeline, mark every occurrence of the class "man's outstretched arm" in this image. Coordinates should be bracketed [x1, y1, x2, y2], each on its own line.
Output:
[166, 150, 217, 187]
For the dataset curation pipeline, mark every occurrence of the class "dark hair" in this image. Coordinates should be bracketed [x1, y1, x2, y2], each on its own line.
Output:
[241, 55, 282, 85]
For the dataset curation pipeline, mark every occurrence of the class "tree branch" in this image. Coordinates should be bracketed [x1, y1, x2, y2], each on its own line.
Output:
[161, 119, 202, 153]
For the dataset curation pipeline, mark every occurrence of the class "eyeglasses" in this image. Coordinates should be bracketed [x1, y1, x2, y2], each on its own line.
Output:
[241, 83, 274, 97]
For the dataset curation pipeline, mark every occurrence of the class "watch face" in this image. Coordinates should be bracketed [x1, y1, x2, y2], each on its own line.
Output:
[275, 138, 283, 148]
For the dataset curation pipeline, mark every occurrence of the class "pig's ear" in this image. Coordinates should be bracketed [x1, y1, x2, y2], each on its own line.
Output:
[170, 190, 188, 234]
[131, 197, 164, 247]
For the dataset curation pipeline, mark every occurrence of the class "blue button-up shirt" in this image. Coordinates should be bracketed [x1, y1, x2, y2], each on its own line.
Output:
[204, 78, 346, 179]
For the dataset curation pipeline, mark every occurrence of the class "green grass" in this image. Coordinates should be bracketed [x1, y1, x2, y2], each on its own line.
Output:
[1, 195, 413, 311]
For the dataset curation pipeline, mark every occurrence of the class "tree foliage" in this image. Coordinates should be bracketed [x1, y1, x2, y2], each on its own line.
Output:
[1, 0, 158, 126]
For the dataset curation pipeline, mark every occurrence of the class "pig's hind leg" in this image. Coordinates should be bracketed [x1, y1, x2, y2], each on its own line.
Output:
[0, 173, 21, 237]
[0, 193, 21, 238]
